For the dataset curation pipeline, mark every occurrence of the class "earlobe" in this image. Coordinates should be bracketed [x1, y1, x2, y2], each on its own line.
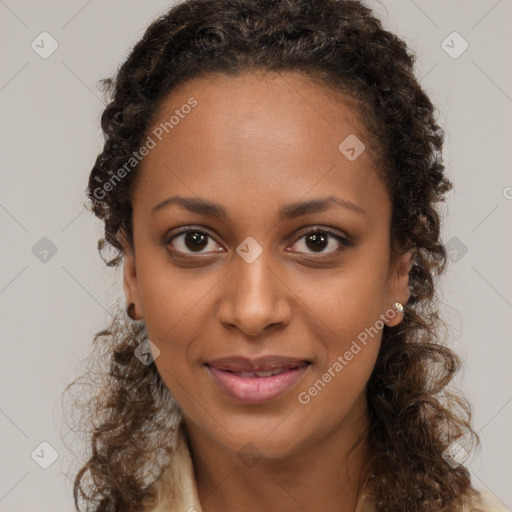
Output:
[384, 248, 414, 327]
[118, 229, 143, 321]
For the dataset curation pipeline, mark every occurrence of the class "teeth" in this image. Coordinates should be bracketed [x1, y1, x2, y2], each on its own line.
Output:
[255, 370, 276, 377]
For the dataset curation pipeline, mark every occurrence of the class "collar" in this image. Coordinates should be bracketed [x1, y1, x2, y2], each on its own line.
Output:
[149, 423, 506, 512]
[150, 423, 203, 512]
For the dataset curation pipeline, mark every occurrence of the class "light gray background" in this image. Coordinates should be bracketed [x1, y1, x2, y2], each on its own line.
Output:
[1, 1, 511, 510]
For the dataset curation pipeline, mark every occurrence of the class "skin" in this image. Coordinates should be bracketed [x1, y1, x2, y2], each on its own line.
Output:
[121, 70, 412, 512]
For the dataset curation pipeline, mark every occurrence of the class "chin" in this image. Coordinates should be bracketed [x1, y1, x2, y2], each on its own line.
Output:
[205, 414, 309, 461]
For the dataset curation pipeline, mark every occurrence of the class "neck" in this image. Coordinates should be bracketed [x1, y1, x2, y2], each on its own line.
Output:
[185, 398, 370, 512]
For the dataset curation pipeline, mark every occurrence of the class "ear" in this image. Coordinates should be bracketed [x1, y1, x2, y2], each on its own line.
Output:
[118, 229, 143, 321]
[384, 248, 413, 327]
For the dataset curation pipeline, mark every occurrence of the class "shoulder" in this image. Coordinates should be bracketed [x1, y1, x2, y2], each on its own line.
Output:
[355, 488, 508, 512]
[465, 489, 509, 512]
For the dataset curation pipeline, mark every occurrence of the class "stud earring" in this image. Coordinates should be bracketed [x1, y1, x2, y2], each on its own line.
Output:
[392, 302, 404, 314]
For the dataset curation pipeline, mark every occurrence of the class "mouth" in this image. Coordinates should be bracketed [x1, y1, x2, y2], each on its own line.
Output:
[204, 356, 311, 404]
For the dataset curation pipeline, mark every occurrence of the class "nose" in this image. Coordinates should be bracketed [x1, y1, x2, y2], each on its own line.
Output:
[217, 251, 292, 338]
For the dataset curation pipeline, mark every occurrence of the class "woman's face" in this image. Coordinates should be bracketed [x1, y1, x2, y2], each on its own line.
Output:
[122, 70, 411, 459]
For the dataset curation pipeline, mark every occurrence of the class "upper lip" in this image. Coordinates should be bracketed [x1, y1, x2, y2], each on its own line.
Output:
[205, 356, 311, 372]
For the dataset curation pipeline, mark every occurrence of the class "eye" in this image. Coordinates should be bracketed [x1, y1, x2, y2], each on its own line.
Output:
[165, 228, 225, 255]
[165, 226, 351, 258]
[288, 228, 350, 256]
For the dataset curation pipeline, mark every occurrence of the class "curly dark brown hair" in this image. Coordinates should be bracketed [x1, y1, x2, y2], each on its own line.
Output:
[62, 0, 486, 511]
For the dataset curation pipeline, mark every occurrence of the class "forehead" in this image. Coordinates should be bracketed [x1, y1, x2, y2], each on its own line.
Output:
[149, 70, 367, 157]
[132, 70, 389, 221]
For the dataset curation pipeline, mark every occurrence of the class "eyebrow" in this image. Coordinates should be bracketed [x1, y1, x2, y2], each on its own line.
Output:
[150, 194, 365, 220]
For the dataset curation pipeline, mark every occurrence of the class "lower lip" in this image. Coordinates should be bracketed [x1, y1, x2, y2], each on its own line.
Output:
[206, 365, 310, 404]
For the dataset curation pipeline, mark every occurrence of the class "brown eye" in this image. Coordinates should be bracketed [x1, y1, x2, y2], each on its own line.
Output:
[289, 228, 350, 256]
[166, 229, 224, 255]
[304, 232, 329, 252]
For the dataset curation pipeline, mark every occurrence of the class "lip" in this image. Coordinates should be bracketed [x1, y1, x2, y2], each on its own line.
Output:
[206, 355, 311, 372]
[205, 356, 311, 404]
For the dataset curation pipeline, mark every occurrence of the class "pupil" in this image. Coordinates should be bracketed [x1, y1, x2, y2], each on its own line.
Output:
[185, 232, 207, 251]
[307, 233, 327, 252]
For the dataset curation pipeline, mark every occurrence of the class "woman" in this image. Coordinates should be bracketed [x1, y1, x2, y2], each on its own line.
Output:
[65, 0, 507, 510]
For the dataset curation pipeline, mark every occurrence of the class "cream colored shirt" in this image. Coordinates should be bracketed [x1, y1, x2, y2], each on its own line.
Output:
[148, 428, 508, 512]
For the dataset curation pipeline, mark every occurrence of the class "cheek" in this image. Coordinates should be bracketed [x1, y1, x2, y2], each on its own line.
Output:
[136, 250, 208, 346]
[294, 256, 388, 407]
[295, 314, 381, 435]
[300, 307, 383, 402]
[304, 248, 391, 349]
[136, 262, 216, 401]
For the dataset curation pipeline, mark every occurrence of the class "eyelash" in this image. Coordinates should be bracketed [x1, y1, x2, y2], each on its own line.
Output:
[164, 226, 351, 259]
